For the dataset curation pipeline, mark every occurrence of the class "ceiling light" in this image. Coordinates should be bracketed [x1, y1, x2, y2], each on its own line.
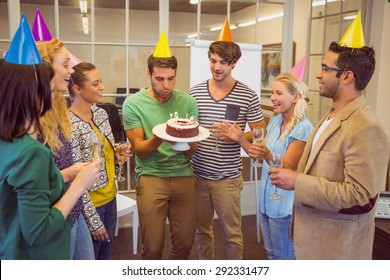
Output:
[238, 12, 284, 28]
[190, 0, 199, 4]
[238, 20, 256, 28]
[210, 24, 237, 31]
[82, 15, 89, 34]
[187, 33, 201, 38]
[312, 0, 340, 7]
[210, 26, 222, 31]
[79, 0, 87, 14]
[343, 15, 357, 20]
[258, 12, 284, 22]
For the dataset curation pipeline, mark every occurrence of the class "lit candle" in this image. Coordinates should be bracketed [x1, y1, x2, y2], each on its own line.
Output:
[170, 113, 173, 119]
[174, 112, 178, 119]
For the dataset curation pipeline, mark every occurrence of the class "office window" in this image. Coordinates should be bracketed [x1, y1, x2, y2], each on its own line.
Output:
[307, 0, 369, 124]
[0, 1, 9, 54]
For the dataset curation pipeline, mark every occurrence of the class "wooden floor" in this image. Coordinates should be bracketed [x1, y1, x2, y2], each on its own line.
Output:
[111, 214, 268, 260]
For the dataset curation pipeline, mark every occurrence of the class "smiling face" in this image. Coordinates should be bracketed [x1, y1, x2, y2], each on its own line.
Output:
[315, 51, 343, 100]
[75, 68, 104, 104]
[51, 46, 74, 92]
[271, 80, 298, 116]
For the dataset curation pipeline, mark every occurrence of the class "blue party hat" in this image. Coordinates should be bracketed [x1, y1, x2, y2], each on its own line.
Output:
[5, 13, 42, 65]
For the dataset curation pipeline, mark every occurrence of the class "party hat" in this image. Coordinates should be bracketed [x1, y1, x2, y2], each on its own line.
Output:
[289, 55, 306, 81]
[69, 51, 82, 68]
[153, 30, 172, 58]
[339, 11, 365, 48]
[215, 19, 233, 42]
[32, 9, 53, 41]
[5, 13, 42, 65]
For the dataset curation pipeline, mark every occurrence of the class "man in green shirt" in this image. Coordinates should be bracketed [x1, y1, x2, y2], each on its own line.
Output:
[122, 31, 198, 260]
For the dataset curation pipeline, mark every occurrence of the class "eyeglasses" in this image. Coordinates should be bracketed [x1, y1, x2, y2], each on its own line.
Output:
[321, 65, 344, 73]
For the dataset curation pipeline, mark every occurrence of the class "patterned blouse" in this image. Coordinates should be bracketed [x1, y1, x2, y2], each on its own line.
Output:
[38, 130, 83, 225]
[69, 104, 116, 232]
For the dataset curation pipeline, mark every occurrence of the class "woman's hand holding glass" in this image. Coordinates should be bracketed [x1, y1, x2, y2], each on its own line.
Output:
[248, 140, 267, 166]
[73, 159, 102, 191]
[60, 162, 90, 183]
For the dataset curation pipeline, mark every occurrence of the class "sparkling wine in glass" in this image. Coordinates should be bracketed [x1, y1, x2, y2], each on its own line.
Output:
[269, 152, 283, 200]
[90, 142, 103, 161]
[115, 141, 129, 182]
[252, 127, 264, 167]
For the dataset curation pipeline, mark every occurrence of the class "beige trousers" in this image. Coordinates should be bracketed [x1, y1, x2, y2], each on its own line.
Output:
[195, 175, 244, 260]
[137, 175, 196, 260]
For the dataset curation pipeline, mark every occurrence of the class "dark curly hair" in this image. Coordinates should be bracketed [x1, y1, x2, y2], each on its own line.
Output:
[328, 41, 375, 90]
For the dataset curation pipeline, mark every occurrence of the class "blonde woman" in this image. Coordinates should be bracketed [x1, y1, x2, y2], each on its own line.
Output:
[248, 73, 313, 259]
[36, 39, 106, 259]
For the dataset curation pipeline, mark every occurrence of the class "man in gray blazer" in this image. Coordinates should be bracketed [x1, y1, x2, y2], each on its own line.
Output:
[268, 41, 389, 259]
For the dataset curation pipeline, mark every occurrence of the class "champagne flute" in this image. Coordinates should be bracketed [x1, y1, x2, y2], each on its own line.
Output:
[211, 117, 221, 152]
[252, 127, 264, 167]
[269, 152, 283, 200]
[115, 141, 129, 182]
[90, 132, 105, 160]
[90, 142, 103, 161]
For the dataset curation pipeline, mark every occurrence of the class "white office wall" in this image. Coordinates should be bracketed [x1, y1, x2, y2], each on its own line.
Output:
[367, 1, 390, 139]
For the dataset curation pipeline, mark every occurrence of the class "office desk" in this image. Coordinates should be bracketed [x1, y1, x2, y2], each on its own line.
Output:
[373, 218, 390, 259]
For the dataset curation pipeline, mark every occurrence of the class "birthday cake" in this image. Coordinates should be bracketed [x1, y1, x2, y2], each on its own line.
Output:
[166, 113, 199, 138]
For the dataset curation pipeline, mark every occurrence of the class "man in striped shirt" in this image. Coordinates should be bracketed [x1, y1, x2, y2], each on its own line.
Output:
[189, 40, 265, 260]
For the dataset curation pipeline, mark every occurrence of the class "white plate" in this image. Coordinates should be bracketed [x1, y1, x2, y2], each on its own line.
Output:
[152, 123, 210, 151]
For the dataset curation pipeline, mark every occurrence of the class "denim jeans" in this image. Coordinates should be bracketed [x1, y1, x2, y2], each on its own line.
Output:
[93, 197, 117, 260]
[260, 212, 294, 260]
[70, 214, 95, 260]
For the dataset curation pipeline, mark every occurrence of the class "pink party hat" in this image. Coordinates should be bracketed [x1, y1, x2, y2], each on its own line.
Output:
[5, 13, 42, 65]
[289, 55, 306, 81]
[215, 19, 233, 42]
[69, 51, 82, 68]
[32, 9, 53, 41]
[339, 11, 365, 48]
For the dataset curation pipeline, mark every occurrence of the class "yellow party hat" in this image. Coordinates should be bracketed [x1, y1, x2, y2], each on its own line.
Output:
[215, 19, 233, 42]
[153, 30, 172, 58]
[339, 11, 366, 48]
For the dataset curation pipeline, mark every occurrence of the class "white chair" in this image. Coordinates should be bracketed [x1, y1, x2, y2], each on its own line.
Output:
[116, 193, 138, 255]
